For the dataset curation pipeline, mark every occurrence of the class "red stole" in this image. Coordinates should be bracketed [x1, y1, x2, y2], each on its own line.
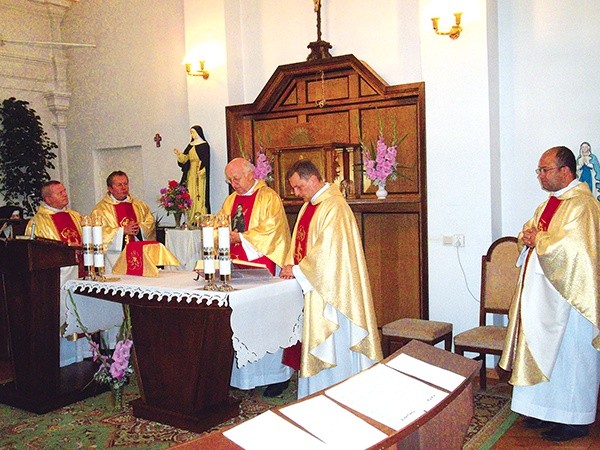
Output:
[114, 202, 138, 227]
[50, 212, 84, 276]
[229, 191, 276, 275]
[537, 196, 562, 232]
[522, 195, 563, 276]
[124, 241, 159, 276]
[283, 202, 320, 371]
[51, 212, 82, 246]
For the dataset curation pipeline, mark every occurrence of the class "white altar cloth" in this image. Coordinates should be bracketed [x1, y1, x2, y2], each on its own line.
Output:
[64, 271, 303, 368]
[165, 229, 202, 271]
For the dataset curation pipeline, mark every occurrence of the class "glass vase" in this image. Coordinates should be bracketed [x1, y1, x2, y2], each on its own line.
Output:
[111, 385, 124, 411]
[173, 211, 183, 228]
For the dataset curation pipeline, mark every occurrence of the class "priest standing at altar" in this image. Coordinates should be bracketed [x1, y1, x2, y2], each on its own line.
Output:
[91, 170, 156, 273]
[499, 146, 600, 442]
[280, 159, 383, 398]
[218, 157, 293, 396]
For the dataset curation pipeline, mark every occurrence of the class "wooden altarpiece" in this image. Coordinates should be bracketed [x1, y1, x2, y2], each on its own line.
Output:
[226, 54, 428, 326]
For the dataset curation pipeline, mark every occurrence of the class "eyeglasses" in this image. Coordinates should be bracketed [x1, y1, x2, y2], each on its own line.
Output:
[535, 166, 564, 175]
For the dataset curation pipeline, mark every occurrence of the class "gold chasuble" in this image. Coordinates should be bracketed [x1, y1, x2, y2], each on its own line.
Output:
[26, 205, 85, 277]
[26, 204, 83, 244]
[286, 184, 383, 378]
[500, 183, 600, 385]
[218, 179, 290, 269]
[91, 194, 156, 249]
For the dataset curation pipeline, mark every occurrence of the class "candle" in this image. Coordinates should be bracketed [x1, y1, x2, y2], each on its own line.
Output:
[82, 225, 93, 266]
[218, 226, 231, 276]
[202, 226, 215, 274]
[92, 225, 104, 268]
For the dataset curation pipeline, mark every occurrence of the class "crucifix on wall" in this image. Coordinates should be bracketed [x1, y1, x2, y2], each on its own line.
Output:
[307, 0, 333, 60]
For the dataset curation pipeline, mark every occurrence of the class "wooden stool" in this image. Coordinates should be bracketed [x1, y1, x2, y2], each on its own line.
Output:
[382, 318, 453, 357]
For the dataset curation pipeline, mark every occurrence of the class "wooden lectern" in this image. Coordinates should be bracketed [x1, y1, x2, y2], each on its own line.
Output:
[0, 238, 105, 413]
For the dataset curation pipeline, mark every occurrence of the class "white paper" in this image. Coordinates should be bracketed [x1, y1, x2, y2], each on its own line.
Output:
[280, 395, 387, 449]
[385, 353, 466, 392]
[325, 363, 448, 431]
[223, 410, 327, 450]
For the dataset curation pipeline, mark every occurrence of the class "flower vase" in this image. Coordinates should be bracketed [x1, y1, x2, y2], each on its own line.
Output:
[375, 182, 388, 199]
[111, 385, 124, 411]
[174, 211, 183, 228]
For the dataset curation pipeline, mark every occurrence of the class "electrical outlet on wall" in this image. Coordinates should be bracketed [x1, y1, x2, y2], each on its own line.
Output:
[452, 234, 465, 247]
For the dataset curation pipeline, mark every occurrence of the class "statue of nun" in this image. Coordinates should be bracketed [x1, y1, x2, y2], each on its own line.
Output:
[173, 125, 211, 222]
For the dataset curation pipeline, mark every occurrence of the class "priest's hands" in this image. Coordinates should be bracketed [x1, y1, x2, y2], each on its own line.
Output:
[522, 227, 537, 247]
[124, 222, 140, 236]
[230, 230, 241, 245]
[280, 265, 295, 279]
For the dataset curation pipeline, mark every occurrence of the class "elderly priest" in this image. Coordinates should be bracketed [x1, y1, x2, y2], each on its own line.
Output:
[280, 159, 383, 398]
[218, 157, 293, 397]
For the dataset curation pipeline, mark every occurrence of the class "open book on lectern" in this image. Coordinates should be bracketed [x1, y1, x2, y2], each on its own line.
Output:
[193, 258, 272, 279]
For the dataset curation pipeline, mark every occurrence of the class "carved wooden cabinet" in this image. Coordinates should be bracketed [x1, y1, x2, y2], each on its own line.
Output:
[226, 54, 428, 327]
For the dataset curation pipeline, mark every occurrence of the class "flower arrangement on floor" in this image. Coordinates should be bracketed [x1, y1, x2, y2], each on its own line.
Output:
[359, 114, 409, 198]
[68, 292, 133, 409]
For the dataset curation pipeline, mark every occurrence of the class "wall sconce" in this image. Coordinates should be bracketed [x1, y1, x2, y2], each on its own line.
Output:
[185, 60, 209, 79]
[431, 12, 463, 40]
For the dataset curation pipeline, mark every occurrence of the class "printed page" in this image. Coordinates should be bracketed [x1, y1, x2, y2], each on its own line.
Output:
[280, 395, 388, 449]
[223, 410, 327, 450]
[325, 364, 448, 431]
[385, 353, 466, 392]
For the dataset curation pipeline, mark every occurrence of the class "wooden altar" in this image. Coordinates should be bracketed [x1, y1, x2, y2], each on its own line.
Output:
[226, 54, 428, 325]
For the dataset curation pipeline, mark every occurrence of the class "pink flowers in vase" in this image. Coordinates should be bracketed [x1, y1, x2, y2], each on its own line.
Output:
[159, 180, 192, 215]
[363, 135, 398, 187]
[254, 150, 273, 182]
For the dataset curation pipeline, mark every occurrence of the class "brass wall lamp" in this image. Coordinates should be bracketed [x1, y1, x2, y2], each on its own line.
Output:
[186, 60, 209, 79]
[431, 12, 463, 40]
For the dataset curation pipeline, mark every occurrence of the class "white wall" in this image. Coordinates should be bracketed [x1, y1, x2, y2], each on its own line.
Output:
[3, 0, 600, 346]
[61, 0, 190, 218]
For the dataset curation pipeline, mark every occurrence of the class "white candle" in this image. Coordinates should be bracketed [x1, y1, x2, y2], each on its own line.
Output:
[92, 225, 104, 268]
[82, 225, 92, 245]
[202, 226, 215, 274]
[218, 226, 231, 276]
[202, 226, 214, 249]
[82, 225, 93, 266]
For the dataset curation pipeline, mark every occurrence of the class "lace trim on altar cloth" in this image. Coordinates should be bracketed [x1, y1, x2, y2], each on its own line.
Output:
[63, 279, 229, 307]
[232, 311, 303, 367]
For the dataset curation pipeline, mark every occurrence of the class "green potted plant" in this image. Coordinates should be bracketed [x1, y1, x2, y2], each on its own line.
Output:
[0, 97, 57, 216]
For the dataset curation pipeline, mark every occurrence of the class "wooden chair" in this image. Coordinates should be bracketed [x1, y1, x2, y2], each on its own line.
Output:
[454, 236, 520, 390]
[381, 318, 453, 357]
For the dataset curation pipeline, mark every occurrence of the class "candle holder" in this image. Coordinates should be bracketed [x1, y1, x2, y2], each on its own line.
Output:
[216, 213, 233, 292]
[200, 214, 217, 290]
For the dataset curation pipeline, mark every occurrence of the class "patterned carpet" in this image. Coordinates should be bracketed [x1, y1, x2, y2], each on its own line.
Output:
[0, 375, 513, 449]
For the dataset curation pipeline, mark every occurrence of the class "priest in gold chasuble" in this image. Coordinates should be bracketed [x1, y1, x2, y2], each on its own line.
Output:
[218, 158, 293, 394]
[281, 159, 383, 398]
[91, 171, 156, 273]
[499, 146, 600, 441]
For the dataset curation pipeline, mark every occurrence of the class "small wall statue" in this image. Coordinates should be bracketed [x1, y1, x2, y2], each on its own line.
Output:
[576, 141, 600, 201]
[173, 125, 211, 224]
